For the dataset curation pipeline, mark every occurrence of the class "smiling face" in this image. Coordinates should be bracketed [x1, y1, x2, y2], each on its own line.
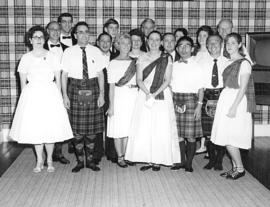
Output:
[148, 32, 161, 52]
[131, 35, 142, 50]
[47, 22, 60, 42]
[98, 34, 112, 53]
[225, 36, 241, 56]
[104, 24, 119, 39]
[75, 25, 90, 46]
[142, 20, 155, 37]
[218, 20, 233, 40]
[163, 34, 176, 53]
[119, 37, 131, 55]
[60, 16, 73, 34]
[176, 39, 193, 60]
[198, 30, 209, 47]
[207, 36, 222, 57]
[30, 31, 45, 49]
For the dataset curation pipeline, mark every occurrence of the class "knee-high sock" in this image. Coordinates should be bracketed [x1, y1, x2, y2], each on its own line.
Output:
[179, 141, 186, 165]
[73, 135, 84, 163]
[85, 135, 96, 164]
[186, 142, 196, 168]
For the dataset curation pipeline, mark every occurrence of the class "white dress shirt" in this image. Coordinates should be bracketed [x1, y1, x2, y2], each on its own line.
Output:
[61, 44, 108, 79]
[60, 33, 73, 47]
[47, 40, 64, 62]
[171, 56, 204, 93]
[199, 55, 230, 89]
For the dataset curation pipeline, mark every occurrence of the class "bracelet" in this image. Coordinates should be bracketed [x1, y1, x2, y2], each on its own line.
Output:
[197, 101, 203, 105]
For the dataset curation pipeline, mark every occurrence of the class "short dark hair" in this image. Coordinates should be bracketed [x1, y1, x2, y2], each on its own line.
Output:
[163, 32, 175, 40]
[73, 21, 89, 34]
[174, 28, 188, 37]
[225, 32, 245, 57]
[176, 36, 194, 48]
[25, 25, 47, 50]
[129, 28, 144, 42]
[57, 13, 73, 23]
[103, 18, 119, 30]
[147, 30, 162, 40]
[206, 33, 223, 45]
[97, 32, 112, 42]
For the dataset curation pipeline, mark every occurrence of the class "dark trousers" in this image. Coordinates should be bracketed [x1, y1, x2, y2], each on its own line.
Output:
[93, 133, 104, 162]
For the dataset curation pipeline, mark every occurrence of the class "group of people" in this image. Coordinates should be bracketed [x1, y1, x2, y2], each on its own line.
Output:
[9, 13, 256, 180]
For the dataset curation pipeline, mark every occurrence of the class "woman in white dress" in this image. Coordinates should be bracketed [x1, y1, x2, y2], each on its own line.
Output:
[211, 33, 256, 179]
[107, 34, 138, 168]
[9, 25, 73, 173]
[125, 31, 180, 171]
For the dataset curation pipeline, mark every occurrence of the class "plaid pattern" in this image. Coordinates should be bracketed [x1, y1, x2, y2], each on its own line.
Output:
[201, 88, 223, 136]
[173, 93, 203, 139]
[1, 0, 270, 130]
[67, 78, 104, 136]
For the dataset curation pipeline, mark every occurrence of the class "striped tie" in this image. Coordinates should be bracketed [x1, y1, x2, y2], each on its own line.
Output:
[80, 47, 89, 79]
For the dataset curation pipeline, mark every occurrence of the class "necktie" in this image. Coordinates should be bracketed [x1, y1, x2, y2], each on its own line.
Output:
[81, 47, 89, 79]
[62, 36, 71, 39]
[50, 44, 60, 48]
[211, 59, 218, 88]
[223, 43, 230, 58]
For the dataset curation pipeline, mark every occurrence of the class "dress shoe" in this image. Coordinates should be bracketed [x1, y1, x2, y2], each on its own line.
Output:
[53, 156, 70, 164]
[125, 160, 136, 166]
[220, 168, 236, 178]
[214, 163, 223, 171]
[195, 148, 207, 155]
[204, 155, 210, 159]
[92, 158, 101, 165]
[227, 170, 245, 180]
[107, 157, 117, 163]
[170, 163, 185, 171]
[152, 165, 160, 171]
[185, 167, 194, 173]
[140, 165, 152, 171]
[72, 163, 84, 173]
[86, 163, 100, 171]
[203, 162, 215, 170]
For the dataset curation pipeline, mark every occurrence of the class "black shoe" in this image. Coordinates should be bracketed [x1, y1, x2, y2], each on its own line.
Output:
[214, 163, 223, 171]
[72, 163, 84, 173]
[220, 168, 236, 178]
[125, 160, 136, 166]
[204, 155, 210, 159]
[185, 167, 193, 172]
[93, 158, 101, 165]
[152, 165, 160, 171]
[171, 163, 185, 171]
[107, 157, 117, 163]
[140, 165, 152, 171]
[195, 150, 207, 155]
[58, 156, 70, 164]
[227, 170, 245, 180]
[203, 162, 215, 170]
[86, 163, 100, 171]
[117, 161, 128, 168]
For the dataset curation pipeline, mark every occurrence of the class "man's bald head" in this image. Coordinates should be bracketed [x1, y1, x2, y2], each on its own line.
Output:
[217, 19, 233, 40]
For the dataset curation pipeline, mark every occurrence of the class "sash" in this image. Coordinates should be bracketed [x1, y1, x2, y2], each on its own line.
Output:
[142, 53, 170, 100]
[115, 58, 137, 87]
[222, 58, 256, 113]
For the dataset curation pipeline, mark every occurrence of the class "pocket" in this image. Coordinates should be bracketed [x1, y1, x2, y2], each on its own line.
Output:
[205, 100, 218, 117]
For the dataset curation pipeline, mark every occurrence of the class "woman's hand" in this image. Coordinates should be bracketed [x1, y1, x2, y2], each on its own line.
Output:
[106, 106, 114, 117]
[227, 105, 237, 118]
[194, 105, 202, 120]
[63, 95, 70, 110]
[146, 93, 154, 100]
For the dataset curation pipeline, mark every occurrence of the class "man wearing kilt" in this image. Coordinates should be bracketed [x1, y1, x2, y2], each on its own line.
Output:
[61, 22, 107, 172]
[170, 36, 204, 172]
[200, 34, 230, 170]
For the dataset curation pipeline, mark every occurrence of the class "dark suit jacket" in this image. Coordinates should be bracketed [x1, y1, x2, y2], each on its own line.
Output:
[44, 40, 69, 51]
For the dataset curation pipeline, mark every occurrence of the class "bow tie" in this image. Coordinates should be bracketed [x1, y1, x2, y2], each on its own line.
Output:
[50, 44, 60, 48]
[62, 36, 71, 39]
[178, 59, 188, 64]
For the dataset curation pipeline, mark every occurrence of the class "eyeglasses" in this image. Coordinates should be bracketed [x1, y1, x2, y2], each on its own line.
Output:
[32, 36, 44, 40]
[76, 31, 90, 35]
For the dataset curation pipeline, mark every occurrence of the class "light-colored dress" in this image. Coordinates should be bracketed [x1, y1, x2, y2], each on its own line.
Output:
[106, 59, 138, 138]
[211, 61, 252, 149]
[125, 53, 180, 165]
[9, 51, 73, 144]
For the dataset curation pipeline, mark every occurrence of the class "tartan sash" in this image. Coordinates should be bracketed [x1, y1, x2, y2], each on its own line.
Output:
[142, 53, 170, 100]
[222, 58, 256, 113]
[115, 58, 137, 87]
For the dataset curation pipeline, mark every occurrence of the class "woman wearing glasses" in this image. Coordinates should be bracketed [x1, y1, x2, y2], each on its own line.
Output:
[9, 25, 73, 173]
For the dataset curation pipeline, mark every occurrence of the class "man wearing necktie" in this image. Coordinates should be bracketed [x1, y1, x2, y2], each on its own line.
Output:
[140, 18, 156, 52]
[58, 13, 75, 47]
[43, 21, 70, 165]
[217, 19, 252, 63]
[61, 22, 107, 173]
[163, 32, 180, 62]
[200, 34, 230, 171]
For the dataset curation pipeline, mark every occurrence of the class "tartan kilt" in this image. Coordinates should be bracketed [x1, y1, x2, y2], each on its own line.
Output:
[67, 78, 104, 135]
[173, 93, 203, 139]
[201, 88, 223, 136]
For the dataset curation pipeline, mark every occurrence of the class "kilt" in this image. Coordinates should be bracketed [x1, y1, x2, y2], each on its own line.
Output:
[67, 78, 104, 135]
[201, 88, 223, 136]
[173, 92, 203, 139]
